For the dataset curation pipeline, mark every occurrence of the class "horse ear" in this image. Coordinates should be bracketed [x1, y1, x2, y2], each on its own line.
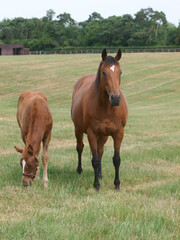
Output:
[14, 146, 23, 153]
[28, 144, 34, 156]
[115, 49, 122, 61]
[102, 49, 107, 61]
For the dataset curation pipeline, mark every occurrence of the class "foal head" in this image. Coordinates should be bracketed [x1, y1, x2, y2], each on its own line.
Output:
[15, 144, 39, 187]
[97, 49, 122, 106]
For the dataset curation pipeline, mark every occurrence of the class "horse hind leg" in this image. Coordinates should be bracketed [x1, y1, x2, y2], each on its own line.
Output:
[75, 129, 84, 174]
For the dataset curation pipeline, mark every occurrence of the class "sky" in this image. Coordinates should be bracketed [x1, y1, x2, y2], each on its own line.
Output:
[0, 0, 179, 26]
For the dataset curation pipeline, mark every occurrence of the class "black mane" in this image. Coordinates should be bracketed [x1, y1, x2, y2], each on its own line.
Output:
[95, 56, 119, 89]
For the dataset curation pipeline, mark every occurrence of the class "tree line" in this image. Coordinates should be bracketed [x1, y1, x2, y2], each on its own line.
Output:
[0, 8, 180, 50]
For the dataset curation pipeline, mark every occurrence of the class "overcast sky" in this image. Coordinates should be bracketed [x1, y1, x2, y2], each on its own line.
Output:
[0, 0, 179, 26]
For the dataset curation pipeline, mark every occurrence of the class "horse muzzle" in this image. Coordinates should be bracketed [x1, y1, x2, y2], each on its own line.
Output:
[22, 176, 32, 187]
[110, 94, 121, 106]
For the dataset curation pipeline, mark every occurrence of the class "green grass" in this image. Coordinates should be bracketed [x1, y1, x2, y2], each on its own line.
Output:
[0, 53, 180, 240]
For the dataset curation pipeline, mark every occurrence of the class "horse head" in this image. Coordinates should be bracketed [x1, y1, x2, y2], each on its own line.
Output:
[100, 49, 122, 106]
[15, 144, 39, 187]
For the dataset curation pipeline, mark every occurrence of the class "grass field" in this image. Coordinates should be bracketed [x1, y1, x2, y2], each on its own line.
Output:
[0, 52, 180, 240]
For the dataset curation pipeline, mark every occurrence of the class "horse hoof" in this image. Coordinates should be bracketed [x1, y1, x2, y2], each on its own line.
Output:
[115, 185, 120, 191]
[94, 183, 100, 191]
[95, 186, 100, 191]
[76, 167, 83, 174]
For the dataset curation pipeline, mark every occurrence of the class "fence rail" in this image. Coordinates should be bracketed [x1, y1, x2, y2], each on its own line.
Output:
[30, 48, 180, 55]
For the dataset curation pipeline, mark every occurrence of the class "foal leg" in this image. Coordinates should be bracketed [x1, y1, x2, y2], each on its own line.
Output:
[97, 136, 108, 179]
[42, 132, 51, 188]
[113, 127, 124, 190]
[75, 128, 84, 174]
[87, 129, 100, 190]
[35, 157, 40, 180]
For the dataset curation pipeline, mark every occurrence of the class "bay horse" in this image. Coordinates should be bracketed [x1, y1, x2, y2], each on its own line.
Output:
[71, 49, 128, 190]
[15, 91, 53, 187]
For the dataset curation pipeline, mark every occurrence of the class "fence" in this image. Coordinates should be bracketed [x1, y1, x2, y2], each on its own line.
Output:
[30, 48, 180, 55]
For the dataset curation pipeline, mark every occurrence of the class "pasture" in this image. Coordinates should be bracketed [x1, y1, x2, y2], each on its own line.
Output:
[0, 52, 180, 239]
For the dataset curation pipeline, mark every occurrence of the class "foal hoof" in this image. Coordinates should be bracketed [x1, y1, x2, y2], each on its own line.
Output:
[23, 182, 28, 187]
[43, 181, 48, 189]
[76, 167, 83, 174]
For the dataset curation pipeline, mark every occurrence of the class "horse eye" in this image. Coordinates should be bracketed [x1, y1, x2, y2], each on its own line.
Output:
[102, 71, 106, 77]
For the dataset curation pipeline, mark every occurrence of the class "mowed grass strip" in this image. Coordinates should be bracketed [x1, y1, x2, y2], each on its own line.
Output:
[0, 53, 180, 240]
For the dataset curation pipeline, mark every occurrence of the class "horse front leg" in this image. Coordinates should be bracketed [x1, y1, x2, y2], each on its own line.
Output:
[97, 136, 108, 179]
[92, 152, 101, 190]
[87, 129, 100, 190]
[113, 127, 124, 190]
[113, 150, 121, 190]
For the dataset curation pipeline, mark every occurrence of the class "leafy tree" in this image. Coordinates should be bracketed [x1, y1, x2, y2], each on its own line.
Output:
[79, 13, 103, 46]
[0, 19, 13, 43]
[46, 9, 55, 21]
[55, 13, 79, 47]
[166, 23, 177, 45]
[175, 23, 180, 44]
[134, 8, 168, 45]
[0, 8, 179, 50]
[87, 12, 103, 22]
[57, 13, 75, 27]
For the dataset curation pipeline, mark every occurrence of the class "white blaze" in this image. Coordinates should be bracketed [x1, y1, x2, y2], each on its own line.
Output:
[22, 159, 26, 174]
[110, 65, 115, 72]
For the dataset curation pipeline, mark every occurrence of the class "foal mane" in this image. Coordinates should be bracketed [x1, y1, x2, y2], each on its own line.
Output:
[95, 56, 119, 89]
